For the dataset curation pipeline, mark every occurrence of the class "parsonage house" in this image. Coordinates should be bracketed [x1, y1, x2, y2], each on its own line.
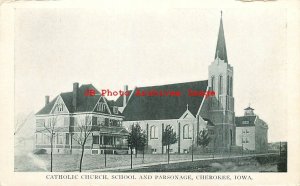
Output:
[35, 83, 129, 154]
[35, 13, 268, 154]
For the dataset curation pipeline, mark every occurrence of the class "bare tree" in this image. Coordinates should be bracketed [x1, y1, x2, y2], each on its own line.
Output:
[36, 116, 59, 172]
[14, 111, 34, 136]
[72, 114, 93, 172]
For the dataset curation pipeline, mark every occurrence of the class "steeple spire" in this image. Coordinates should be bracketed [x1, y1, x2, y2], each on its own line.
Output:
[215, 11, 228, 63]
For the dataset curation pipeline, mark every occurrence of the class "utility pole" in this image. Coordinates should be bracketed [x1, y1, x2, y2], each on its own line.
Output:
[192, 124, 194, 162]
[130, 146, 133, 169]
[130, 124, 133, 169]
[279, 141, 282, 158]
[241, 132, 244, 156]
[104, 144, 107, 167]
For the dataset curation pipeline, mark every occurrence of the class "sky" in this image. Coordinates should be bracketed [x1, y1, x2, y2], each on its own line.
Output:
[15, 8, 287, 142]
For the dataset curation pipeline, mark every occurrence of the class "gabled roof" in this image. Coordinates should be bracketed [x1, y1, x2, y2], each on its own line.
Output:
[36, 96, 58, 115]
[235, 116, 257, 127]
[122, 80, 208, 121]
[36, 84, 122, 116]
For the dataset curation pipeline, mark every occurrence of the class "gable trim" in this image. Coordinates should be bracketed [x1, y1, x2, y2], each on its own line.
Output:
[179, 109, 195, 119]
[196, 86, 209, 116]
[91, 96, 102, 112]
[49, 95, 70, 114]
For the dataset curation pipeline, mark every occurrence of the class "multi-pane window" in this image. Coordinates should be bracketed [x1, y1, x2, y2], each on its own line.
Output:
[97, 117, 105, 126]
[56, 134, 63, 144]
[43, 134, 50, 144]
[104, 118, 109, 126]
[242, 137, 249, 143]
[113, 106, 118, 114]
[36, 133, 43, 144]
[93, 135, 100, 144]
[65, 133, 69, 145]
[242, 129, 249, 134]
[97, 102, 106, 112]
[36, 119, 45, 127]
[57, 103, 63, 112]
[242, 121, 249, 124]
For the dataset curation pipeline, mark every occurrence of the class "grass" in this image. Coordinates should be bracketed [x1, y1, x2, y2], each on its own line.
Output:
[14, 152, 279, 172]
[15, 153, 213, 172]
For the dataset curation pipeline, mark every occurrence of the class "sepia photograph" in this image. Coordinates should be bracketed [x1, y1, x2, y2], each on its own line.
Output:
[13, 7, 288, 173]
[1, 1, 299, 186]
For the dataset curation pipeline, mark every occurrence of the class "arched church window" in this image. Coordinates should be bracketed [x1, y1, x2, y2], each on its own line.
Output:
[183, 124, 190, 139]
[230, 77, 233, 96]
[150, 126, 158, 139]
[211, 76, 215, 91]
[227, 75, 230, 95]
[230, 129, 233, 145]
[219, 75, 223, 95]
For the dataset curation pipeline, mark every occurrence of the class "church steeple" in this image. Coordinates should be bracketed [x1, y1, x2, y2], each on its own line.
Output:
[215, 11, 228, 63]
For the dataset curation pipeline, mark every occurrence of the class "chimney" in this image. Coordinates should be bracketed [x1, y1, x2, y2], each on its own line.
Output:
[123, 85, 128, 107]
[73, 82, 79, 111]
[45, 96, 50, 106]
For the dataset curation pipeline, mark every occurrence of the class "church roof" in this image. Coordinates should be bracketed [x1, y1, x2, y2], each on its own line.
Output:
[36, 84, 121, 116]
[121, 80, 208, 121]
[215, 12, 228, 63]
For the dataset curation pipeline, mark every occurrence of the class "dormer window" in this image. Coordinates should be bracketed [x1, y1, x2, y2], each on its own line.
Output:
[97, 102, 106, 112]
[113, 106, 118, 114]
[57, 103, 63, 112]
[242, 121, 249, 124]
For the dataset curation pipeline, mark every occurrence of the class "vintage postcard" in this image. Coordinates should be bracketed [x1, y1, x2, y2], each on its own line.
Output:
[0, 0, 299, 185]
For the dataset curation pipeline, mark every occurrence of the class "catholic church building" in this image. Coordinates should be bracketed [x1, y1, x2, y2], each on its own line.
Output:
[116, 13, 237, 153]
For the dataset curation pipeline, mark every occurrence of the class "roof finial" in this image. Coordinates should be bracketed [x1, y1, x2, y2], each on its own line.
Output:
[221, 10, 222, 18]
[248, 102, 251, 108]
[186, 104, 189, 111]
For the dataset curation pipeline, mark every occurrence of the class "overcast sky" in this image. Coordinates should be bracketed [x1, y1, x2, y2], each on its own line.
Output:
[15, 8, 286, 142]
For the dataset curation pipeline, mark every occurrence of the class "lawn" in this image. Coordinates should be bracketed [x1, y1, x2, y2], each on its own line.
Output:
[15, 152, 279, 172]
[14, 152, 214, 172]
